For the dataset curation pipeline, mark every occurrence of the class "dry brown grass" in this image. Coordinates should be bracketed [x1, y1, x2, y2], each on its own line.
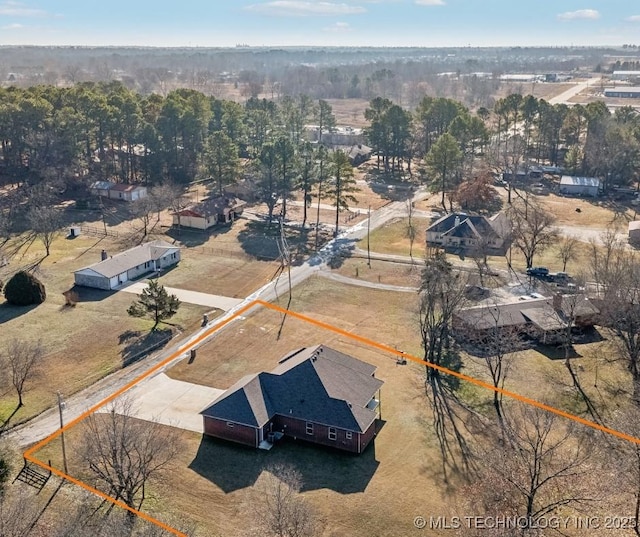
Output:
[32, 276, 636, 537]
[537, 192, 636, 229]
[325, 98, 370, 128]
[333, 258, 422, 288]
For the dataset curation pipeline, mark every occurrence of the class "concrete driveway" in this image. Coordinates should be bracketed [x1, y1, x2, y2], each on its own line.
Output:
[100, 373, 223, 433]
[118, 281, 244, 311]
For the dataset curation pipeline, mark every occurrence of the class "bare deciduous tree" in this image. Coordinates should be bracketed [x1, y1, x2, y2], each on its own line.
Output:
[464, 405, 595, 537]
[2, 339, 43, 408]
[81, 399, 182, 516]
[27, 206, 62, 257]
[590, 230, 640, 403]
[466, 305, 520, 427]
[556, 235, 579, 272]
[418, 253, 474, 478]
[508, 202, 557, 268]
[247, 463, 321, 537]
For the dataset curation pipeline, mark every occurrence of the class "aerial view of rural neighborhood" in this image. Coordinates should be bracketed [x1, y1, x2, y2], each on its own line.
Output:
[2, 1, 640, 536]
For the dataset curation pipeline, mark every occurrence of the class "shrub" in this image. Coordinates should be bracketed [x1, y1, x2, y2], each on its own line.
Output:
[4, 271, 46, 306]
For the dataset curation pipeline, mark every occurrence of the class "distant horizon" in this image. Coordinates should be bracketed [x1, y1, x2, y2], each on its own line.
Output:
[0, 43, 637, 51]
[0, 1, 638, 49]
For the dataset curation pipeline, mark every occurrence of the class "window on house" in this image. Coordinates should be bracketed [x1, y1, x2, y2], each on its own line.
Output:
[328, 427, 337, 441]
[346, 431, 352, 440]
[305, 422, 313, 435]
[226, 422, 234, 428]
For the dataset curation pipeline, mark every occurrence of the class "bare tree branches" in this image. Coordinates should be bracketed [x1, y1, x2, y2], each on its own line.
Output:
[507, 201, 557, 268]
[246, 463, 321, 537]
[81, 399, 182, 514]
[2, 339, 43, 409]
[556, 235, 579, 272]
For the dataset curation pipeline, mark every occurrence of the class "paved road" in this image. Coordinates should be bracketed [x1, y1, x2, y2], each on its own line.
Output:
[548, 77, 600, 105]
[118, 281, 243, 311]
[7, 189, 430, 448]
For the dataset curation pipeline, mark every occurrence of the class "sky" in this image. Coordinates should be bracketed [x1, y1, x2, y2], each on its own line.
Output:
[1, 0, 640, 48]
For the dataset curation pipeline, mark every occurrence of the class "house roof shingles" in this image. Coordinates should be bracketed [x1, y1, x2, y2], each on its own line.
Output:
[74, 239, 179, 279]
[428, 213, 503, 242]
[177, 196, 246, 218]
[201, 345, 383, 433]
[455, 295, 599, 332]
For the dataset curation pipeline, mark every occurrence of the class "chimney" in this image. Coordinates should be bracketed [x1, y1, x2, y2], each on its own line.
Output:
[101, 249, 108, 261]
[454, 215, 461, 227]
[553, 293, 563, 311]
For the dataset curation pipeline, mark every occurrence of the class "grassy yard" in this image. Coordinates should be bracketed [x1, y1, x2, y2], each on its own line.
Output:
[361, 215, 599, 276]
[0, 228, 266, 426]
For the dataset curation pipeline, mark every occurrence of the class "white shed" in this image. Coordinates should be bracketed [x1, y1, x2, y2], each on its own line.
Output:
[559, 176, 601, 198]
[629, 221, 640, 243]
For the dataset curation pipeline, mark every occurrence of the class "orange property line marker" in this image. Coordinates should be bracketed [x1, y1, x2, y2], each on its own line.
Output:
[23, 300, 261, 537]
[256, 300, 640, 447]
[23, 299, 640, 537]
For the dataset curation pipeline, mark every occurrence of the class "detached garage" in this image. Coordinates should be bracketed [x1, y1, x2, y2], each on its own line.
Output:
[74, 240, 180, 290]
[559, 176, 602, 198]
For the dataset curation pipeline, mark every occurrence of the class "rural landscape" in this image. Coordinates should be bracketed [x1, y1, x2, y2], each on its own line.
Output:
[2, 3, 640, 536]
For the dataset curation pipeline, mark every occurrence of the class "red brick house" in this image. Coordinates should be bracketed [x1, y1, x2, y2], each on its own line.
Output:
[200, 345, 384, 454]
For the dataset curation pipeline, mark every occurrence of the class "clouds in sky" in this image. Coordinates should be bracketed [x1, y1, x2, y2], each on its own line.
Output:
[244, 1, 367, 17]
[324, 21, 351, 32]
[0, 1, 47, 17]
[625, 15, 640, 22]
[415, 0, 445, 5]
[557, 9, 600, 21]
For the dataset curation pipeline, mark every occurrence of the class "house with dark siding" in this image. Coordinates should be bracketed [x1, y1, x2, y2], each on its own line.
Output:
[200, 345, 384, 453]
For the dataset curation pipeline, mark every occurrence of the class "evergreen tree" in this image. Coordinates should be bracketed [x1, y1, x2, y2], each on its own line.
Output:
[127, 280, 180, 328]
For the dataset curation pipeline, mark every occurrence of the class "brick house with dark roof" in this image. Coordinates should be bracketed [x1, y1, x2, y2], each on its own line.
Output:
[200, 345, 383, 453]
[426, 212, 510, 254]
[453, 293, 599, 345]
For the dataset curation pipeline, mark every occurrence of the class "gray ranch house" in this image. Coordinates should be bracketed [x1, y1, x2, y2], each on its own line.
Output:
[426, 212, 510, 254]
[201, 345, 384, 453]
[74, 240, 180, 290]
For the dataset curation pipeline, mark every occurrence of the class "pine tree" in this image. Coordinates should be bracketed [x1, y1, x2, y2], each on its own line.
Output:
[127, 280, 180, 328]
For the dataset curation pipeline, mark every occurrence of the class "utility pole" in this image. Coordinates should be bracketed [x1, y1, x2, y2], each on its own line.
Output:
[56, 392, 68, 475]
[367, 204, 371, 268]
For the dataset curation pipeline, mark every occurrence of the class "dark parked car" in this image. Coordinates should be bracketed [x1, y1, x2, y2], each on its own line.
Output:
[526, 267, 549, 277]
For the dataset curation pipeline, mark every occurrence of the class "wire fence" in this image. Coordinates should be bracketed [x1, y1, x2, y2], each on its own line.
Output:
[79, 225, 119, 238]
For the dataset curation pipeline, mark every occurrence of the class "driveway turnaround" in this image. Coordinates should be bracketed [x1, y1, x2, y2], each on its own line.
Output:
[118, 281, 244, 311]
[99, 373, 223, 433]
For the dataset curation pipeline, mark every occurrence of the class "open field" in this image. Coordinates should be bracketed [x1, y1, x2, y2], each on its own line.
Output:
[40, 280, 453, 537]
[333, 258, 422, 288]
[325, 98, 370, 128]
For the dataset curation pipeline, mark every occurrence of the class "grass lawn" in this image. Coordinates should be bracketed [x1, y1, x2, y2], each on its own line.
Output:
[333, 258, 422, 288]
[0, 232, 211, 426]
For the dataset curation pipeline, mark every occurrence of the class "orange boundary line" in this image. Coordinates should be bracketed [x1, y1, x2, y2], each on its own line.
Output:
[256, 300, 640, 446]
[23, 298, 640, 536]
[23, 300, 261, 537]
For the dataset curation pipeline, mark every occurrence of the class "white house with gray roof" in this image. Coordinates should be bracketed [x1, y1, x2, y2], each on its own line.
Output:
[73, 240, 180, 290]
